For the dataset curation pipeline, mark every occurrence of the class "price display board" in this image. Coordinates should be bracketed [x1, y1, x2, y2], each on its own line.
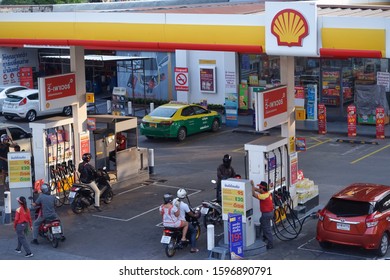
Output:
[222, 178, 252, 221]
[8, 152, 32, 188]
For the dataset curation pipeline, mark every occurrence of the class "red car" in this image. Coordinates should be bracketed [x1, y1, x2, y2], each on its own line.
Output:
[316, 183, 390, 257]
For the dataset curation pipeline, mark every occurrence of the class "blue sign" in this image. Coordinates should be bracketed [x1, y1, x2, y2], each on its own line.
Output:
[306, 103, 315, 119]
[225, 94, 238, 127]
[228, 213, 243, 259]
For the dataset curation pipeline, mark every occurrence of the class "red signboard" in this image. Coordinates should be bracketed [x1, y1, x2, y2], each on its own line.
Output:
[44, 73, 76, 101]
[347, 104, 356, 137]
[376, 106, 385, 139]
[174, 67, 189, 91]
[263, 86, 287, 119]
[19, 67, 34, 89]
[318, 103, 327, 134]
[294, 86, 305, 99]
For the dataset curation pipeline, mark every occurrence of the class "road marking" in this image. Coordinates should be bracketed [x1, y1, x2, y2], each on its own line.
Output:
[297, 238, 372, 260]
[304, 138, 332, 151]
[93, 182, 202, 222]
[351, 144, 390, 164]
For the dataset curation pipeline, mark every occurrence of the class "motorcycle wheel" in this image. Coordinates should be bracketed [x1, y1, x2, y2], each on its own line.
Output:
[103, 189, 114, 204]
[165, 240, 176, 257]
[48, 232, 59, 248]
[203, 209, 219, 228]
[71, 195, 84, 214]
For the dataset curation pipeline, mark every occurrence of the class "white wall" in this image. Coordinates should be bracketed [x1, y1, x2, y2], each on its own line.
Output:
[176, 50, 238, 105]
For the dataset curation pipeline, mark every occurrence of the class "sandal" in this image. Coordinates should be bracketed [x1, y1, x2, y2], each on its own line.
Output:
[180, 239, 189, 243]
[190, 248, 199, 253]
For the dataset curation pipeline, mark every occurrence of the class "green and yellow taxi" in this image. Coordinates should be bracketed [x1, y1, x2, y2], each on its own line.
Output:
[140, 102, 221, 141]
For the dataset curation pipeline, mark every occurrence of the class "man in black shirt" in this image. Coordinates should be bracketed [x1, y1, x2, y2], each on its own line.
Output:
[78, 153, 101, 211]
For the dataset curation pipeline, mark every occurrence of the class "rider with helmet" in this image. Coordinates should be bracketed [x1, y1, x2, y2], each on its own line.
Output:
[31, 182, 64, 245]
[159, 193, 189, 243]
[175, 188, 200, 253]
[78, 153, 101, 212]
[216, 154, 236, 203]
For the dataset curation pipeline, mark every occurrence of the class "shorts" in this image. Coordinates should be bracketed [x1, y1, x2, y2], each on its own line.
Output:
[0, 160, 8, 172]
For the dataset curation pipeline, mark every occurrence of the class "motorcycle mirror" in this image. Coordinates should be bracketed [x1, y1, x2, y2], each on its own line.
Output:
[211, 180, 217, 184]
[103, 167, 107, 171]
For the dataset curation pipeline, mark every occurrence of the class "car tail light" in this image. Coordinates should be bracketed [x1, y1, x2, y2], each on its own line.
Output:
[160, 121, 173, 126]
[365, 213, 379, 228]
[317, 209, 326, 221]
[19, 98, 27, 106]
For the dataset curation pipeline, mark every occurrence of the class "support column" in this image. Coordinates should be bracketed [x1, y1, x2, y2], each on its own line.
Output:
[280, 56, 296, 149]
[70, 46, 87, 163]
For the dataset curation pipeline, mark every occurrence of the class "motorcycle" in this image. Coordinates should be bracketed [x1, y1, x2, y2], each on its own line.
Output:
[161, 205, 201, 258]
[30, 181, 64, 248]
[69, 167, 114, 214]
[201, 179, 223, 228]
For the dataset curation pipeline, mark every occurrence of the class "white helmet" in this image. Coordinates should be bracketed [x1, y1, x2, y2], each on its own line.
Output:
[177, 188, 187, 199]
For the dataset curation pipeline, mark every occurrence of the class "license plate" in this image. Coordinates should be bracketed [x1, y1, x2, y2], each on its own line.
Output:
[51, 226, 62, 234]
[201, 207, 209, 215]
[69, 191, 76, 198]
[336, 223, 350, 231]
[161, 235, 171, 244]
[150, 123, 157, 128]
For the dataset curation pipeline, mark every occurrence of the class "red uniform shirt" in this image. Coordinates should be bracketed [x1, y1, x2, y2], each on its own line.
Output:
[256, 192, 274, 213]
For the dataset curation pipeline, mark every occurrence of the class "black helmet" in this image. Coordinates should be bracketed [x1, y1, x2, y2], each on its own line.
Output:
[223, 154, 232, 167]
[82, 153, 92, 162]
[163, 193, 173, 204]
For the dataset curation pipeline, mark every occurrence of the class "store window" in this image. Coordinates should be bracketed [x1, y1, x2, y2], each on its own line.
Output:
[239, 54, 280, 87]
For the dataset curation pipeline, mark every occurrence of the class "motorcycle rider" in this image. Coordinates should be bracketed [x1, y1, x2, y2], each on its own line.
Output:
[216, 154, 236, 203]
[31, 183, 65, 245]
[174, 188, 200, 253]
[78, 153, 101, 212]
[159, 193, 189, 243]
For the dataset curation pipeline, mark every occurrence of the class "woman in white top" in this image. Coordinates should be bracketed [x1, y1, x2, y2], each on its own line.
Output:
[159, 193, 188, 242]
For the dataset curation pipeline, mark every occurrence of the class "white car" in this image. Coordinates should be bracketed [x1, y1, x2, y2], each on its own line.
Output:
[0, 123, 32, 152]
[2, 89, 72, 122]
[0, 85, 28, 114]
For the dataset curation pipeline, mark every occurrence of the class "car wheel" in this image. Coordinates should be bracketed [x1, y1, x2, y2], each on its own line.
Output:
[4, 115, 14, 120]
[177, 127, 186, 141]
[211, 119, 220, 132]
[319, 241, 332, 249]
[63, 106, 72, 116]
[376, 233, 389, 257]
[26, 110, 37, 122]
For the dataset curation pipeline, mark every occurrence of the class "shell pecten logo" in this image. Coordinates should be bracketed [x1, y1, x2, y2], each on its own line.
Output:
[271, 9, 309, 47]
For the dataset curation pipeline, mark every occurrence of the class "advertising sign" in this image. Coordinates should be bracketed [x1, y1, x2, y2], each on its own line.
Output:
[87, 118, 97, 131]
[228, 213, 244, 260]
[38, 73, 78, 111]
[174, 67, 189, 91]
[347, 104, 357, 137]
[19, 67, 34, 89]
[376, 106, 385, 139]
[255, 86, 288, 131]
[318, 103, 327, 134]
[239, 84, 249, 110]
[377, 72, 390, 91]
[80, 132, 90, 156]
[86, 92, 95, 103]
[8, 152, 32, 188]
[290, 152, 298, 185]
[265, 1, 318, 57]
[295, 137, 306, 151]
[225, 93, 238, 127]
[199, 66, 216, 93]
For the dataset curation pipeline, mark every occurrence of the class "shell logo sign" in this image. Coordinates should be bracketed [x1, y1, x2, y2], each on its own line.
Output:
[265, 1, 317, 57]
[271, 9, 309, 47]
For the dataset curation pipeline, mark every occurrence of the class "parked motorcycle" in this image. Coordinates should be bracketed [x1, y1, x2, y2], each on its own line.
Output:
[161, 206, 201, 258]
[201, 179, 223, 228]
[69, 167, 114, 214]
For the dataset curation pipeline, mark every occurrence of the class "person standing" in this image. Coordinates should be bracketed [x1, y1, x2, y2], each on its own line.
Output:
[251, 180, 274, 249]
[14, 196, 33, 257]
[216, 154, 236, 203]
[0, 134, 13, 188]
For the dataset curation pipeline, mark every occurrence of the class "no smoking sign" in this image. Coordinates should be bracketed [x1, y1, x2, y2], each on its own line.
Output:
[175, 67, 189, 91]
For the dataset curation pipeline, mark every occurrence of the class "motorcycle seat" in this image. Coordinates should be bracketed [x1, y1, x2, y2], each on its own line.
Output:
[164, 227, 183, 232]
[43, 218, 60, 224]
